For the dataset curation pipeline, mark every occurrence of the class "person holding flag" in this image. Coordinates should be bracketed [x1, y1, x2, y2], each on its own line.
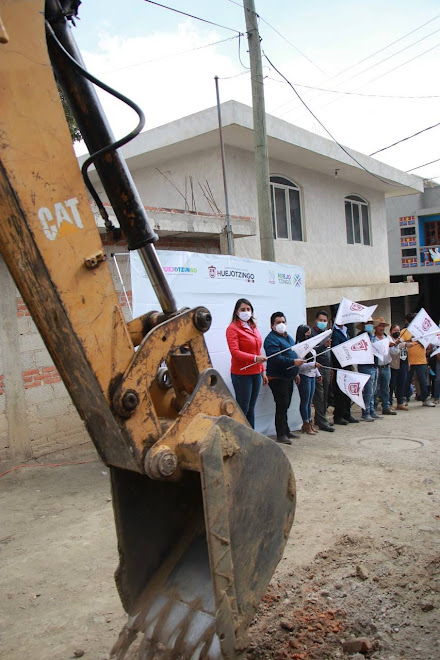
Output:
[264, 312, 304, 445]
[401, 312, 436, 407]
[331, 321, 359, 425]
[356, 318, 380, 422]
[373, 317, 397, 415]
[311, 311, 334, 432]
[296, 325, 322, 435]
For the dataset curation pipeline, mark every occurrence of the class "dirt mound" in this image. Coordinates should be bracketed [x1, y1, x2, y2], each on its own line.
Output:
[247, 534, 440, 660]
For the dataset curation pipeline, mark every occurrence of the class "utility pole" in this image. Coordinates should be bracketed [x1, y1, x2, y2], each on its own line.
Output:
[243, 0, 275, 262]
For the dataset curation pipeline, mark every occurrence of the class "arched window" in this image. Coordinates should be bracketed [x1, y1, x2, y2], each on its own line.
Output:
[270, 176, 303, 241]
[344, 195, 371, 246]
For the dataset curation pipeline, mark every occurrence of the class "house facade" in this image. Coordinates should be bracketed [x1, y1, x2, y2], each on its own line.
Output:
[386, 181, 440, 324]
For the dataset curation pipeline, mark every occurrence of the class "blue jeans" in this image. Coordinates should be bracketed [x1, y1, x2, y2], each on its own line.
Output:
[298, 375, 316, 422]
[358, 365, 377, 417]
[406, 364, 430, 402]
[231, 373, 262, 428]
[390, 361, 409, 405]
[376, 365, 391, 410]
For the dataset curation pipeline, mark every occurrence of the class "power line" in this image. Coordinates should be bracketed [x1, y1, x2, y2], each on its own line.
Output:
[257, 15, 327, 76]
[96, 35, 240, 75]
[272, 14, 440, 118]
[143, 0, 242, 34]
[225, 0, 327, 75]
[266, 77, 440, 100]
[282, 39, 440, 123]
[262, 51, 401, 187]
[407, 158, 440, 172]
[370, 122, 440, 157]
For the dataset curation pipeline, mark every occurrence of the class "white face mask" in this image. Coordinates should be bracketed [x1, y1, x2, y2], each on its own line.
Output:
[275, 322, 287, 334]
[238, 310, 252, 322]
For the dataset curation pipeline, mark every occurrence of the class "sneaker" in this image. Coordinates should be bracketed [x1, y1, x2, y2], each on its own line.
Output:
[361, 415, 374, 422]
[277, 435, 293, 445]
[434, 399, 440, 405]
[371, 412, 383, 419]
[396, 404, 408, 411]
[287, 431, 300, 439]
[382, 409, 397, 415]
[422, 399, 436, 407]
[334, 418, 348, 425]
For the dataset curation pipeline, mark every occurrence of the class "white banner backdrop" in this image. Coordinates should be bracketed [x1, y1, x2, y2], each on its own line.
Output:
[131, 251, 306, 435]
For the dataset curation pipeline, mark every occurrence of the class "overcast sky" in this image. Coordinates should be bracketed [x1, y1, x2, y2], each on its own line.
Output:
[72, 0, 440, 182]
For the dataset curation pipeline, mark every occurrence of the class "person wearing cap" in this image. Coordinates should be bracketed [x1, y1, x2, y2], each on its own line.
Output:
[374, 317, 396, 415]
[401, 312, 436, 407]
[356, 318, 380, 421]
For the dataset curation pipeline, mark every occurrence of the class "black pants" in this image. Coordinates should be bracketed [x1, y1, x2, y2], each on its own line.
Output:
[268, 379, 294, 438]
[333, 377, 351, 421]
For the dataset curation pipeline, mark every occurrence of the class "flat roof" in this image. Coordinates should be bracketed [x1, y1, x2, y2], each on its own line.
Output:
[81, 100, 423, 196]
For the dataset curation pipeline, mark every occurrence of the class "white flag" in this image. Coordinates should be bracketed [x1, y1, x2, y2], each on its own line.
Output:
[336, 370, 370, 410]
[431, 346, 440, 358]
[331, 332, 374, 367]
[371, 337, 391, 365]
[292, 329, 332, 359]
[407, 308, 440, 349]
[334, 298, 378, 326]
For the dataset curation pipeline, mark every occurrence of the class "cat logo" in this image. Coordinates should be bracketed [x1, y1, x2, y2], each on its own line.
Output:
[38, 197, 84, 241]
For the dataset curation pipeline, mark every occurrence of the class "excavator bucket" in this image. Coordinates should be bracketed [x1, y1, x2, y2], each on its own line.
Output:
[111, 415, 296, 659]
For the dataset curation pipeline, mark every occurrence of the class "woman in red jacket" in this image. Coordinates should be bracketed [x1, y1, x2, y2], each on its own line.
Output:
[226, 298, 267, 428]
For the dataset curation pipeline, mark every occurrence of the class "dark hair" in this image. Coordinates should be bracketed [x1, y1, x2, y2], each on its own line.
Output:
[315, 309, 329, 319]
[390, 323, 400, 332]
[231, 298, 256, 324]
[405, 312, 416, 323]
[296, 324, 310, 344]
[270, 311, 286, 326]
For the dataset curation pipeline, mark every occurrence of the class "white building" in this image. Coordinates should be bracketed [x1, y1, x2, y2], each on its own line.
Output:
[87, 100, 421, 321]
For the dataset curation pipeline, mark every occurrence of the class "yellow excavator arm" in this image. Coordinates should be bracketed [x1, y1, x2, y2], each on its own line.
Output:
[0, 1, 296, 657]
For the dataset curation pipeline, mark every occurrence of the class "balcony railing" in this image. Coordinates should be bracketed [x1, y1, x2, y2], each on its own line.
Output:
[420, 244, 440, 267]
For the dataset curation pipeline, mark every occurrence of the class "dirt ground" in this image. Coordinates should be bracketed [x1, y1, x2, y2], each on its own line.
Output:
[1, 400, 439, 660]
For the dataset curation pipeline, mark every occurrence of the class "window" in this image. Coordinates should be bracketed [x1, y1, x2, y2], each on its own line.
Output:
[270, 176, 303, 241]
[424, 220, 440, 246]
[401, 227, 416, 236]
[344, 195, 371, 246]
[402, 248, 417, 257]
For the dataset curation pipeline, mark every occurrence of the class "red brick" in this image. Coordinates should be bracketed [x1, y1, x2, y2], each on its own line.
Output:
[42, 366, 57, 373]
[42, 376, 61, 384]
[24, 381, 41, 389]
[23, 369, 39, 376]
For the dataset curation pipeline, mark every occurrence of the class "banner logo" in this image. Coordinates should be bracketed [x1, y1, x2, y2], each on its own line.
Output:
[350, 303, 363, 311]
[422, 318, 432, 332]
[269, 270, 275, 285]
[293, 274, 302, 287]
[278, 273, 291, 285]
[351, 339, 368, 352]
[208, 266, 255, 283]
[164, 266, 197, 274]
[348, 382, 360, 395]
